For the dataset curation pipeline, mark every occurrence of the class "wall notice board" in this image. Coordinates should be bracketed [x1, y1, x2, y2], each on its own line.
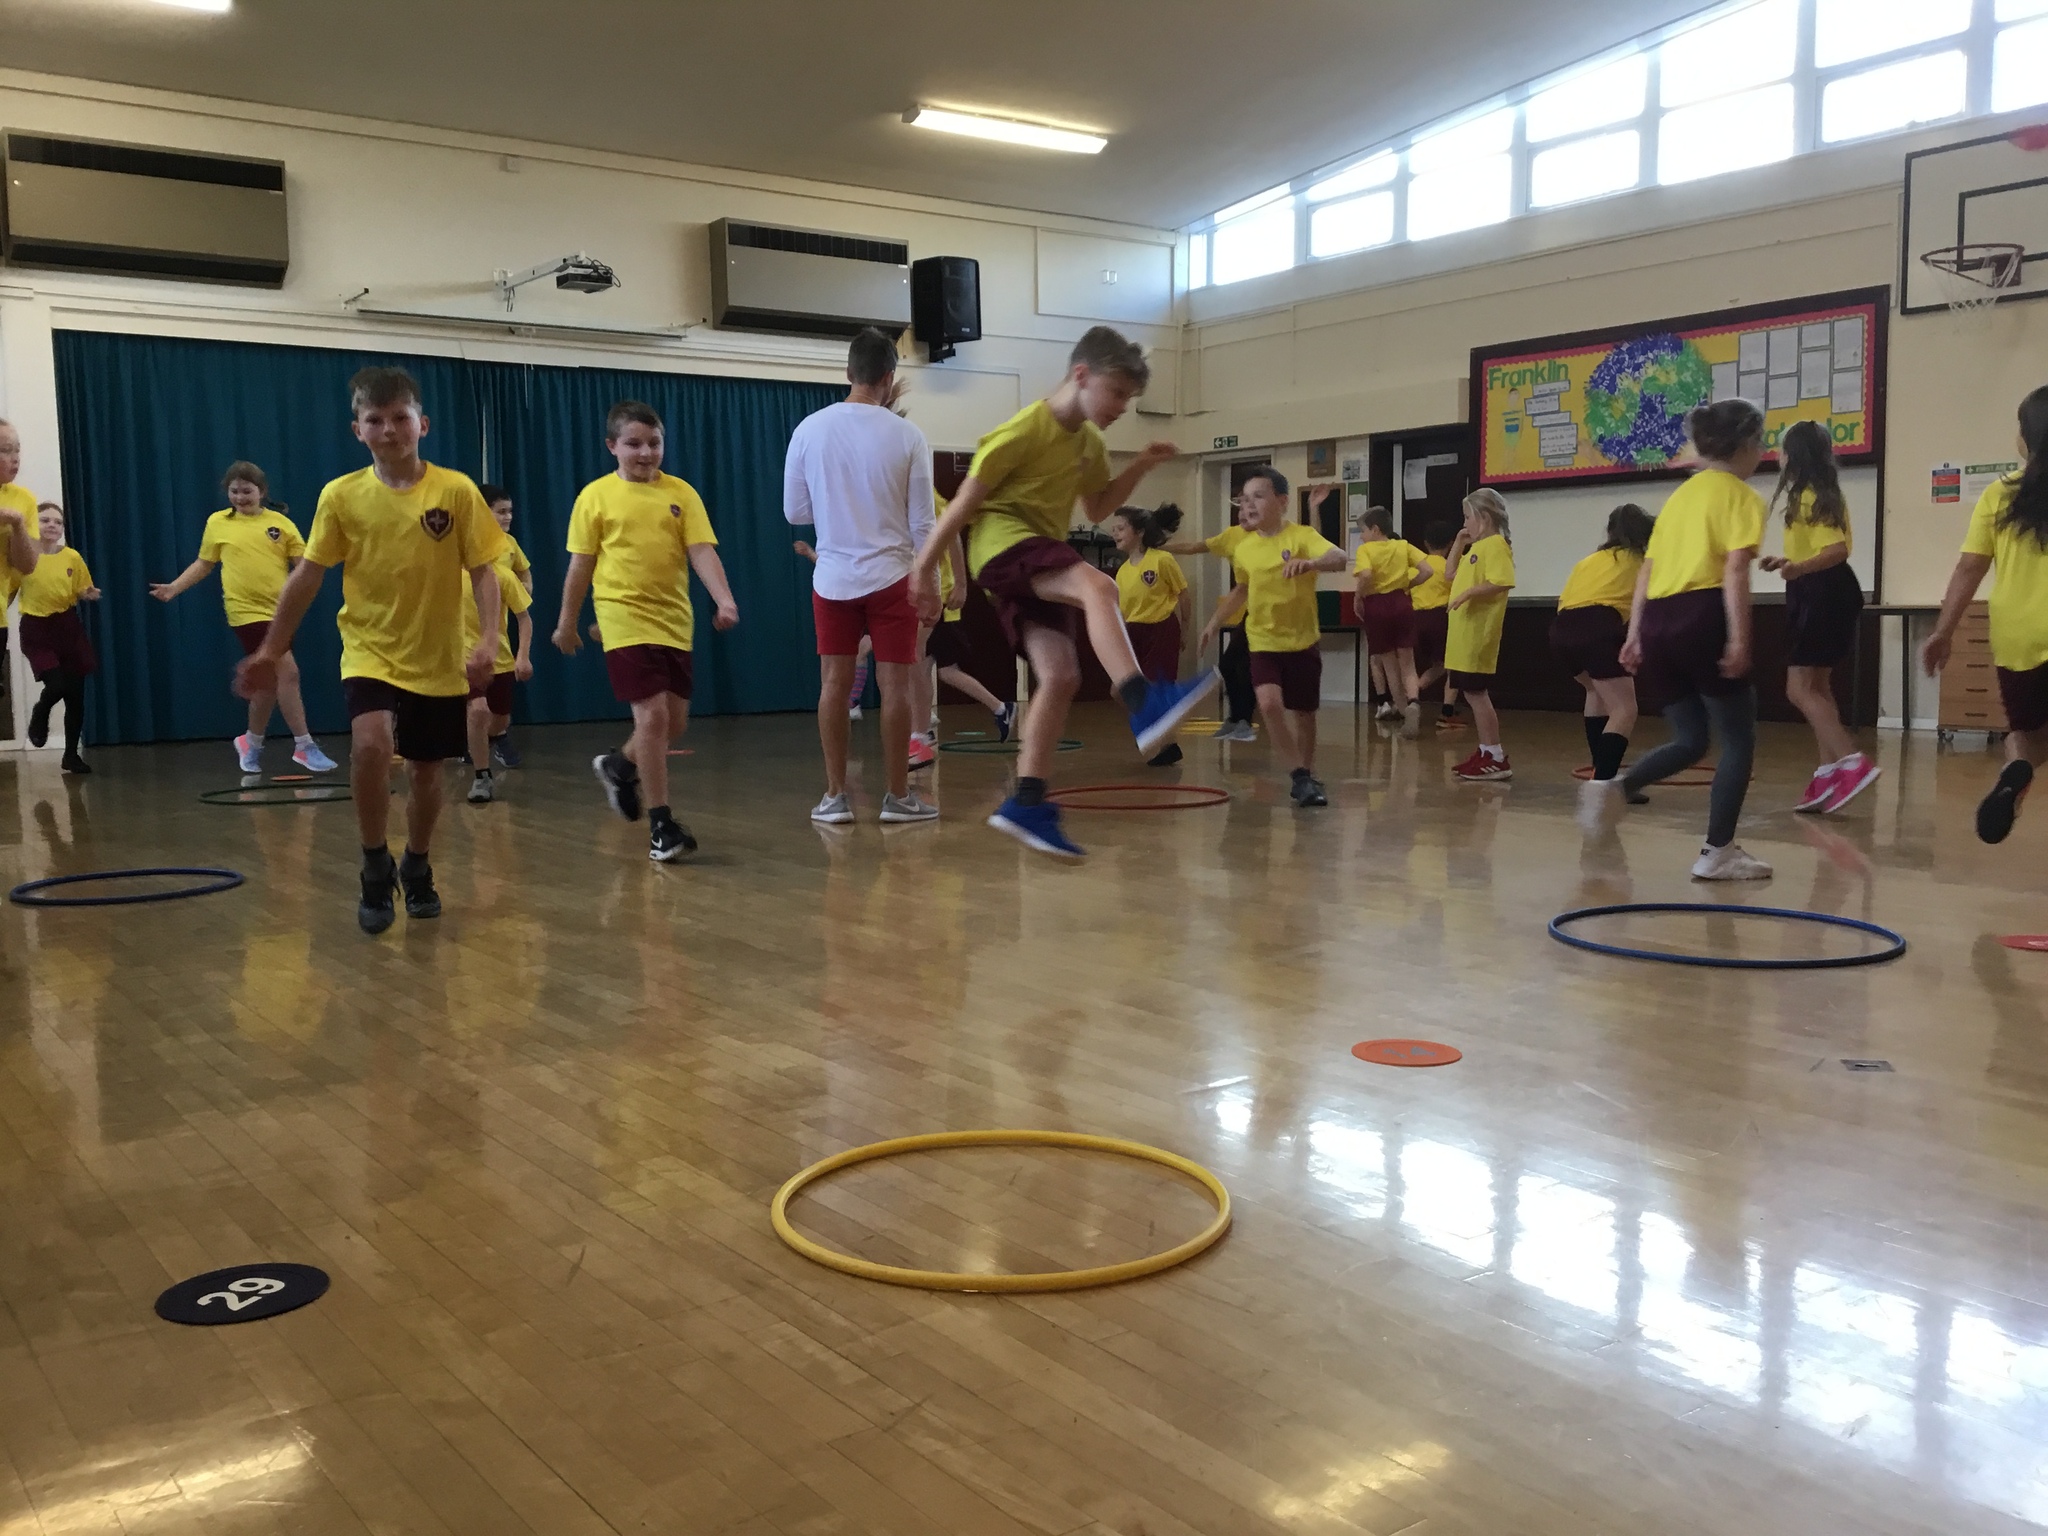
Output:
[1470, 286, 1888, 489]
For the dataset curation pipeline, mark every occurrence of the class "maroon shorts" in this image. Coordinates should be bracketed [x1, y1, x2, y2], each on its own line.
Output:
[974, 536, 1082, 651]
[18, 610, 97, 679]
[813, 577, 919, 665]
[468, 670, 515, 714]
[1999, 662, 2048, 734]
[1126, 616, 1182, 685]
[1249, 646, 1323, 712]
[343, 677, 467, 763]
[926, 619, 968, 670]
[1446, 669, 1494, 694]
[1413, 607, 1449, 673]
[1785, 562, 1863, 668]
[1548, 604, 1628, 681]
[1637, 587, 1747, 700]
[1357, 591, 1418, 655]
[604, 643, 693, 704]
[233, 621, 272, 656]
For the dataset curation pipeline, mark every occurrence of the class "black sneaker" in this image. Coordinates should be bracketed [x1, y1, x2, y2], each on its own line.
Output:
[649, 816, 697, 862]
[1290, 774, 1328, 807]
[359, 850, 397, 935]
[397, 851, 442, 919]
[26, 703, 49, 750]
[593, 751, 642, 821]
[1147, 742, 1184, 767]
[1978, 759, 2034, 844]
[60, 754, 91, 775]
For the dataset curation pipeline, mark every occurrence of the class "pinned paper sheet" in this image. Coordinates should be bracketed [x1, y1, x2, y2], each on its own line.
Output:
[1932, 463, 1962, 505]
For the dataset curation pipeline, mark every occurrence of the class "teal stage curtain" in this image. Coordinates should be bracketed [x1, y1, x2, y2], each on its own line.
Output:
[51, 331, 839, 744]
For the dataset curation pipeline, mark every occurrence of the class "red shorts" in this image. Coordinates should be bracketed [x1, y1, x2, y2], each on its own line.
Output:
[814, 577, 919, 665]
[1249, 646, 1322, 712]
[974, 537, 1083, 651]
[1126, 616, 1182, 685]
[342, 677, 467, 763]
[17, 610, 97, 679]
[1357, 591, 1417, 655]
[233, 621, 272, 656]
[469, 671, 515, 714]
[926, 618, 969, 669]
[604, 644, 694, 704]
[1637, 587, 1747, 700]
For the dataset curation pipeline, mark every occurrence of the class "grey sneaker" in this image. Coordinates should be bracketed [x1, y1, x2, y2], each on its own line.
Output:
[880, 791, 939, 823]
[1226, 721, 1258, 743]
[467, 771, 495, 805]
[1211, 719, 1241, 739]
[810, 792, 854, 825]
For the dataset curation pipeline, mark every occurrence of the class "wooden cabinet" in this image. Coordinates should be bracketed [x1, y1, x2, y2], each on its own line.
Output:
[1939, 601, 2007, 733]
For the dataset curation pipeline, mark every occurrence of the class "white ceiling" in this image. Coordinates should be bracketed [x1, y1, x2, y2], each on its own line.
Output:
[0, 0, 1713, 229]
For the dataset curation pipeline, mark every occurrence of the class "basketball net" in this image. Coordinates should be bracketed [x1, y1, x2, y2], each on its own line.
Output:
[1921, 243, 2025, 321]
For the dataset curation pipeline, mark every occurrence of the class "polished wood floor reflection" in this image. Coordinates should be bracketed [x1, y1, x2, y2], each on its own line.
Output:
[3, 704, 2048, 1535]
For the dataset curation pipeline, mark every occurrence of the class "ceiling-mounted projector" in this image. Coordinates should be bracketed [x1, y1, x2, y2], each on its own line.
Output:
[493, 253, 620, 311]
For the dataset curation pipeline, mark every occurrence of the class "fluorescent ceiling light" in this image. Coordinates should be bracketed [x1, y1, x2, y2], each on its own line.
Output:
[153, 0, 232, 10]
[903, 106, 1105, 155]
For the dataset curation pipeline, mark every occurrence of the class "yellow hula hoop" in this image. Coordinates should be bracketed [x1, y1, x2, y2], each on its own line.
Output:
[770, 1129, 1233, 1293]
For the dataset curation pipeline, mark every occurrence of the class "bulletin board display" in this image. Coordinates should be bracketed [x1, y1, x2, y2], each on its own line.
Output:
[1471, 287, 1888, 489]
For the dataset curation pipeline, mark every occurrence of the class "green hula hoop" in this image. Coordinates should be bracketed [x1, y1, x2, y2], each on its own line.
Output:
[199, 783, 353, 806]
[939, 738, 1083, 756]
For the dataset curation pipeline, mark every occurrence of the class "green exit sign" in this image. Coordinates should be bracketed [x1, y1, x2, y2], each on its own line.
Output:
[1212, 434, 1239, 450]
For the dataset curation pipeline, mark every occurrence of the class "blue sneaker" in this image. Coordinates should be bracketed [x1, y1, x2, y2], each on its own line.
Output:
[1129, 671, 1220, 756]
[987, 798, 1086, 860]
[994, 701, 1018, 744]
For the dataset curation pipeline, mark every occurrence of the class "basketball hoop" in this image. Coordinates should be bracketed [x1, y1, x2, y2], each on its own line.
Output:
[1921, 243, 2026, 313]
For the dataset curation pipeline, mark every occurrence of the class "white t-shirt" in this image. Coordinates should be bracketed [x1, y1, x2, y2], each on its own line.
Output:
[783, 400, 936, 601]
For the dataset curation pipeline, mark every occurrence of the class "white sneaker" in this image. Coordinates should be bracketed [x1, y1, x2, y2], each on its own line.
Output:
[1577, 777, 1623, 835]
[1401, 702, 1421, 739]
[810, 792, 854, 825]
[1691, 843, 1773, 881]
[880, 791, 939, 823]
[234, 732, 263, 775]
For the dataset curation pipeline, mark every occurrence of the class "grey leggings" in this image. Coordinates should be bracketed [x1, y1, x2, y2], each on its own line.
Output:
[1621, 687, 1756, 848]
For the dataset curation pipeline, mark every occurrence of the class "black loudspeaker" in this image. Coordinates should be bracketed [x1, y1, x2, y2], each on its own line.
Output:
[912, 256, 980, 362]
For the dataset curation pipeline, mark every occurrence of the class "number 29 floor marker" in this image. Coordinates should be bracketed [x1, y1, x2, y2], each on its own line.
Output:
[154, 1263, 330, 1325]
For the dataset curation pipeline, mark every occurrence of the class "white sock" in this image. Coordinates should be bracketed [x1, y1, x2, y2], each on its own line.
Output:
[295, 734, 315, 747]
[1482, 744, 1505, 761]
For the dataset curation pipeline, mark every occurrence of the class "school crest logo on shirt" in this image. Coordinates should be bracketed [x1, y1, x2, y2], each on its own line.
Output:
[1468, 552, 1480, 565]
[420, 507, 454, 541]
[669, 504, 682, 518]
[265, 526, 282, 542]
[1142, 569, 1158, 586]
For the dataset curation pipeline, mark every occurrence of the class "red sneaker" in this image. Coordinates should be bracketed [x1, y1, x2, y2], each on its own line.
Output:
[1455, 751, 1512, 782]
[1821, 753, 1880, 813]
[1793, 763, 1839, 813]
[907, 734, 937, 771]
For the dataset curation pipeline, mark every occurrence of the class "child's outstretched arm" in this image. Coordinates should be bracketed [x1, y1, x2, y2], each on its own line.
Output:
[150, 557, 217, 601]
[1923, 552, 1995, 674]
[1198, 583, 1248, 652]
[1082, 442, 1179, 524]
[688, 542, 740, 629]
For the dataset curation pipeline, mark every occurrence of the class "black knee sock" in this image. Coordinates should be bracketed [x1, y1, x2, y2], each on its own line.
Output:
[1115, 675, 1149, 713]
[1015, 776, 1047, 807]
[33, 677, 61, 718]
[1593, 732, 1629, 781]
[1583, 715, 1609, 758]
[61, 676, 85, 755]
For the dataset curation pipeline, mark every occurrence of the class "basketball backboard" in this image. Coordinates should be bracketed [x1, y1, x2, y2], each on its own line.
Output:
[1902, 125, 2048, 315]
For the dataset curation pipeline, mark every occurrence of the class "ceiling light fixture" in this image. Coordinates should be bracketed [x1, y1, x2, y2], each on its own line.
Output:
[152, 0, 233, 12]
[903, 106, 1106, 155]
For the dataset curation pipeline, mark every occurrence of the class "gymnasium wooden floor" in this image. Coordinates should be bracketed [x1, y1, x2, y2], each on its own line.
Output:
[3, 702, 2047, 1536]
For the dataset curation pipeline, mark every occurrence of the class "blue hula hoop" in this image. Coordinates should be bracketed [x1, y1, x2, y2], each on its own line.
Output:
[9, 867, 246, 908]
[1548, 903, 1906, 970]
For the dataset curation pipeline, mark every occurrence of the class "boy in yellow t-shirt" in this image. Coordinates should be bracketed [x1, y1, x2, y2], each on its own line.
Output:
[1923, 385, 2048, 845]
[240, 366, 510, 934]
[1197, 467, 1349, 805]
[462, 548, 534, 805]
[1445, 489, 1517, 782]
[910, 326, 1215, 860]
[150, 460, 338, 778]
[0, 419, 42, 679]
[555, 400, 739, 864]
[477, 482, 534, 768]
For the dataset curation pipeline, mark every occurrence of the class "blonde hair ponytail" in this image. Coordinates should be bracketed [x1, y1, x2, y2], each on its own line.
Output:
[1463, 487, 1510, 543]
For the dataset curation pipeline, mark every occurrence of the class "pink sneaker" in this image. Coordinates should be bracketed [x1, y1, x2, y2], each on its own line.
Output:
[1822, 753, 1880, 813]
[1793, 763, 1839, 813]
[907, 734, 936, 771]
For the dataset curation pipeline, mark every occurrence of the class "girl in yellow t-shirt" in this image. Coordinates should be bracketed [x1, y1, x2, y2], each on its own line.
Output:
[151, 461, 337, 777]
[1446, 489, 1517, 782]
[1760, 421, 1872, 815]
[1923, 385, 2048, 845]
[1110, 503, 1192, 765]
[0, 419, 44, 678]
[1412, 517, 1461, 731]
[1551, 504, 1652, 785]
[1601, 401, 1770, 881]
[18, 502, 100, 773]
[1351, 505, 1433, 737]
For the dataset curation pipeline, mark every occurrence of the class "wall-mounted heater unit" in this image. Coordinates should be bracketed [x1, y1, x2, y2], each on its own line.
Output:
[709, 219, 910, 338]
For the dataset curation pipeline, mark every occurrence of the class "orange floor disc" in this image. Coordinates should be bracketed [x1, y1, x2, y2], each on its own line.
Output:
[1999, 935, 2048, 952]
[1352, 1039, 1462, 1067]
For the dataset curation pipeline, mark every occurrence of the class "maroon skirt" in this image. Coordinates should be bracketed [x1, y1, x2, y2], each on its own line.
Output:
[18, 610, 97, 679]
[1126, 616, 1182, 685]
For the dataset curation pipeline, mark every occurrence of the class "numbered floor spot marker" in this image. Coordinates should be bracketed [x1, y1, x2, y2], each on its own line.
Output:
[1352, 1039, 1463, 1067]
[154, 1263, 330, 1326]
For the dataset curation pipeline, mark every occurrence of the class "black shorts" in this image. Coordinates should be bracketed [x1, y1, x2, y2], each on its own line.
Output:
[1999, 662, 2048, 734]
[1785, 563, 1863, 668]
[1549, 604, 1628, 681]
[343, 677, 469, 762]
[1637, 587, 1748, 700]
[926, 619, 968, 670]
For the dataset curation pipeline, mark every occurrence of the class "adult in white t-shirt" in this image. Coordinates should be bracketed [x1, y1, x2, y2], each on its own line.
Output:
[784, 327, 936, 824]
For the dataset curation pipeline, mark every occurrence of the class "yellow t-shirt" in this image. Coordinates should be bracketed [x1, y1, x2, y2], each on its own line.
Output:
[1782, 490, 1852, 566]
[964, 401, 1110, 577]
[1204, 526, 1249, 560]
[934, 492, 964, 625]
[1230, 524, 1337, 654]
[0, 482, 35, 613]
[304, 462, 510, 696]
[463, 551, 534, 674]
[566, 472, 717, 652]
[1558, 547, 1642, 616]
[506, 535, 531, 580]
[1446, 534, 1515, 673]
[1352, 538, 1421, 596]
[1646, 470, 1764, 600]
[1410, 545, 1452, 610]
[1116, 547, 1187, 625]
[1961, 476, 2048, 671]
[19, 546, 92, 617]
[198, 508, 305, 626]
